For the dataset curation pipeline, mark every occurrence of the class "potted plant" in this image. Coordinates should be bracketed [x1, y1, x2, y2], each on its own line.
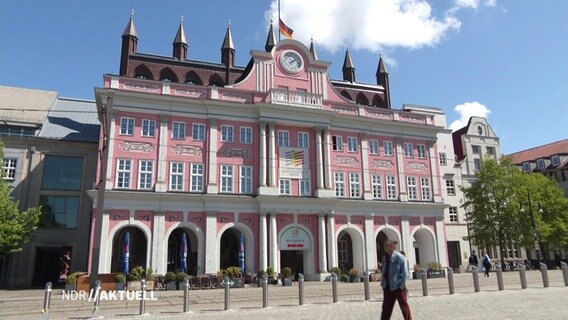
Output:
[127, 266, 154, 290]
[340, 272, 349, 282]
[412, 264, 421, 279]
[427, 262, 445, 278]
[114, 273, 125, 291]
[370, 268, 381, 282]
[165, 272, 177, 290]
[256, 269, 266, 287]
[64, 272, 79, 292]
[349, 268, 361, 283]
[281, 267, 293, 286]
[266, 266, 277, 285]
[329, 267, 342, 280]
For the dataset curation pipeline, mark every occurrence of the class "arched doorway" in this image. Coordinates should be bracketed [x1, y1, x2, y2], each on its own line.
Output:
[376, 229, 399, 265]
[111, 226, 147, 273]
[279, 227, 312, 279]
[167, 228, 199, 275]
[219, 228, 244, 270]
[337, 231, 353, 273]
[413, 228, 436, 267]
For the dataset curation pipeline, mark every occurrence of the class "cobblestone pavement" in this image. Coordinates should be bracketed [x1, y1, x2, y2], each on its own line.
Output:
[0, 270, 566, 319]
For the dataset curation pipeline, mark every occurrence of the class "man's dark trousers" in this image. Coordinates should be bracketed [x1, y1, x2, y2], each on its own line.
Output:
[381, 288, 412, 320]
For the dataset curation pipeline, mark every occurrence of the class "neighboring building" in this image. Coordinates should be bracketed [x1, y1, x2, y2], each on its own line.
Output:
[89, 17, 450, 281]
[0, 86, 99, 288]
[509, 139, 568, 259]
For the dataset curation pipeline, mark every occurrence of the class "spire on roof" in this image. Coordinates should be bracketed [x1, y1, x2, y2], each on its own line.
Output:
[342, 46, 355, 82]
[376, 54, 388, 76]
[221, 20, 235, 50]
[309, 37, 318, 60]
[265, 19, 277, 52]
[122, 10, 138, 38]
[172, 16, 188, 60]
[221, 20, 235, 68]
[173, 17, 187, 45]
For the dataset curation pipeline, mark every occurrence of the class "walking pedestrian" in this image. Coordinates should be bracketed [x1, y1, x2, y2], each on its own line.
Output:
[380, 240, 412, 320]
[467, 251, 479, 271]
[482, 252, 492, 277]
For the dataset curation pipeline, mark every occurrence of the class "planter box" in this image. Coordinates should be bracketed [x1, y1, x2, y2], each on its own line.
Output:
[166, 282, 177, 290]
[64, 284, 76, 293]
[221, 277, 243, 288]
[127, 280, 154, 291]
[350, 276, 361, 283]
[282, 278, 293, 286]
[427, 270, 446, 278]
[115, 283, 125, 291]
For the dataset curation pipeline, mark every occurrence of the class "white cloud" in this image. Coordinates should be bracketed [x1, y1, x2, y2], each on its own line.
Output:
[449, 101, 491, 131]
[453, 0, 496, 10]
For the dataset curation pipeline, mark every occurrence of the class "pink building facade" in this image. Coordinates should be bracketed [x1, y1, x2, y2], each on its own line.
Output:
[90, 21, 448, 280]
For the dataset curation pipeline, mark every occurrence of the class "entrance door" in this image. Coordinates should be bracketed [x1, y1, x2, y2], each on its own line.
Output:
[33, 247, 69, 287]
[280, 250, 303, 279]
[447, 241, 461, 270]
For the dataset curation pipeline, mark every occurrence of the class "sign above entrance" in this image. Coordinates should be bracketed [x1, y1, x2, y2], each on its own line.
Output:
[280, 227, 311, 251]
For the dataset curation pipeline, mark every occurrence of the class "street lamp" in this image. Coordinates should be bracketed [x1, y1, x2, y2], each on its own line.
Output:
[520, 190, 543, 269]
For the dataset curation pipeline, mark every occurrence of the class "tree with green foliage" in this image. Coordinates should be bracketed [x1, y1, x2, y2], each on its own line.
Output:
[0, 143, 41, 255]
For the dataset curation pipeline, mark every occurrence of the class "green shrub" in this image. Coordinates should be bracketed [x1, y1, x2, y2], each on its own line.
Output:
[176, 272, 188, 283]
[164, 272, 176, 282]
[114, 273, 125, 284]
[266, 266, 275, 276]
[127, 266, 144, 281]
[225, 266, 241, 278]
[348, 268, 360, 277]
[282, 267, 293, 278]
[145, 268, 154, 280]
[65, 272, 80, 285]
[257, 269, 266, 278]
[428, 262, 441, 271]
[329, 267, 342, 275]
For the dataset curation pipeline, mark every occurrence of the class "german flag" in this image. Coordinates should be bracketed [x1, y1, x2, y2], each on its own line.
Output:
[279, 18, 294, 39]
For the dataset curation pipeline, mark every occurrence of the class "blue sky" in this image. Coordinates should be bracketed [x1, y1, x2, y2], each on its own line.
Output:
[1, 1, 566, 154]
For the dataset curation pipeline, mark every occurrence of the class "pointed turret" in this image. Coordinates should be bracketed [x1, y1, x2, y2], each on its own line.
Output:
[221, 22, 235, 67]
[120, 12, 138, 76]
[172, 19, 188, 60]
[342, 47, 355, 82]
[309, 38, 318, 60]
[376, 55, 391, 108]
[265, 21, 277, 52]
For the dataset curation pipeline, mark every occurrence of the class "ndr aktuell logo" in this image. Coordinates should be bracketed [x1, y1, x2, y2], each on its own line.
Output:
[62, 289, 158, 301]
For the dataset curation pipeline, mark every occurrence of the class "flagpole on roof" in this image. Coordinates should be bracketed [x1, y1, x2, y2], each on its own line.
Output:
[278, 0, 281, 41]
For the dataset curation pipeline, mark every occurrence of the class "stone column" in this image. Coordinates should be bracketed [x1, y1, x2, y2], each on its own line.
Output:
[428, 141, 442, 202]
[98, 209, 112, 273]
[207, 119, 218, 194]
[400, 216, 414, 266]
[318, 214, 328, 272]
[269, 213, 279, 273]
[323, 127, 332, 189]
[205, 211, 218, 274]
[268, 122, 277, 187]
[259, 122, 267, 187]
[105, 111, 116, 186]
[435, 216, 448, 267]
[315, 127, 325, 190]
[364, 215, 376, 272]
[152, 211, 166, 272]
[326, 214, 337, 269]
[395, 137, 407, 201]
[259, 213, 268, 270]
[155, 114, 169, 192]
[360, 132, 372, 200]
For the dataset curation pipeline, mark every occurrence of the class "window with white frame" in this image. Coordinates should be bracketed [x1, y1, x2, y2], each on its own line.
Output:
[449, 207, 458, 222]
[138, 160, 153, 190]
[439, 152, 447, 166]
[220, 165, 233, 193]
[2, 158, 17, 180]
[372, 174, 382, 199]
[383, 141, 393, 156]
[170, 162, 184, 191]
[407, 176, 417, 200]
[279, 179, 291, 195]
[347, 137, 358, 152]
[172, 122, 186, 139]
[386, 175, 397, 199]
[417, 144, 427, 158]
[446, 179, 456, 195]
[240, 127, 252, 144]
[537, 159, 545, 169]
[192, 123, 205, 141]
[278, 130, 289, 147]
[120, 117, 134, 135]
[404, 143, 414, 157]
[335, 172, 345, 197]
[472, 145, 480, 154]
[473, 158, 481, 170]
[349, 173, 360, 198]
[221, 125, 234, 142]
[420, 177, 431, 200]
[369, 140, 379, 155]
[240, 166, 253, 194]
[116, 159, 131, 189]
[552, 155, 560, 166]
[300, 179, 311, 196]
[142, 119, 156, 137]
[332, 135, 343, 151]
[190, 163, 204, 192]
[298, 132, 309, 149]
[522, 162, 531, 172]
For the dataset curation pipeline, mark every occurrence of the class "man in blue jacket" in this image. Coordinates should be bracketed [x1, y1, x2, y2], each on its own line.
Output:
[381, 239, 412, 320]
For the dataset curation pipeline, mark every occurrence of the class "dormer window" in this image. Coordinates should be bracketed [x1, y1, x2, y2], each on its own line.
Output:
[477, 126, 483, 135]
[537, 159, 545, 170]
[552, 155, 560, 166]
[522, 162, 531, 172]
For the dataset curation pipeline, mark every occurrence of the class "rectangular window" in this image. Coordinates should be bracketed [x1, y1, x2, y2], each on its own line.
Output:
[138, 160, 153, 190]
[552, 155, 560, 166]
[2, 158, 16, 180]
[190, 163, 204, 192]
[349, 173, 360, 198]
[240, 166, 253, 194]
[338, 240, 348, 263]
[221, 125, 234, 142]
[347, 137, 358, 152]
[278, 130, 289, 147]
[334, 172, 345, 197]
[404, 143, 414, 157]
[383, 141, 393, 156]
[537, 159, 545, 169]
[473, 158, 481, 171]
[142, 119, 156, 137]
[407, 176, 417, 200]
[386, 175, 397, 200]
[420, 177, 431, 201]
[523, 162, 531, 172]
[116, 159, 131, 189]
[446, 179, 456, 196]
[120, 117, 134, 135]
[38, 195, 79, 229]
[417, 144, 427, 158]
[172, 122, 186, 139]
[170, 162, 184, 191]
[240, 127, 253, 144]
[449, 207, 458, 222]
[279, 179, 291, 195]
[192, 123, 205, 141]
[472, 145, 480, 154]
[439, 152, 447, 166]
[486, 146, 495, 156]
[372, 174, 382, 199]
[300, 179, 311, 196]
[332, 135, 343, 151]
[220, 165, 233, 193]
[41, 156, 84, 190]
[298, 132, 309, 149]
[369, 140, 379, 155]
